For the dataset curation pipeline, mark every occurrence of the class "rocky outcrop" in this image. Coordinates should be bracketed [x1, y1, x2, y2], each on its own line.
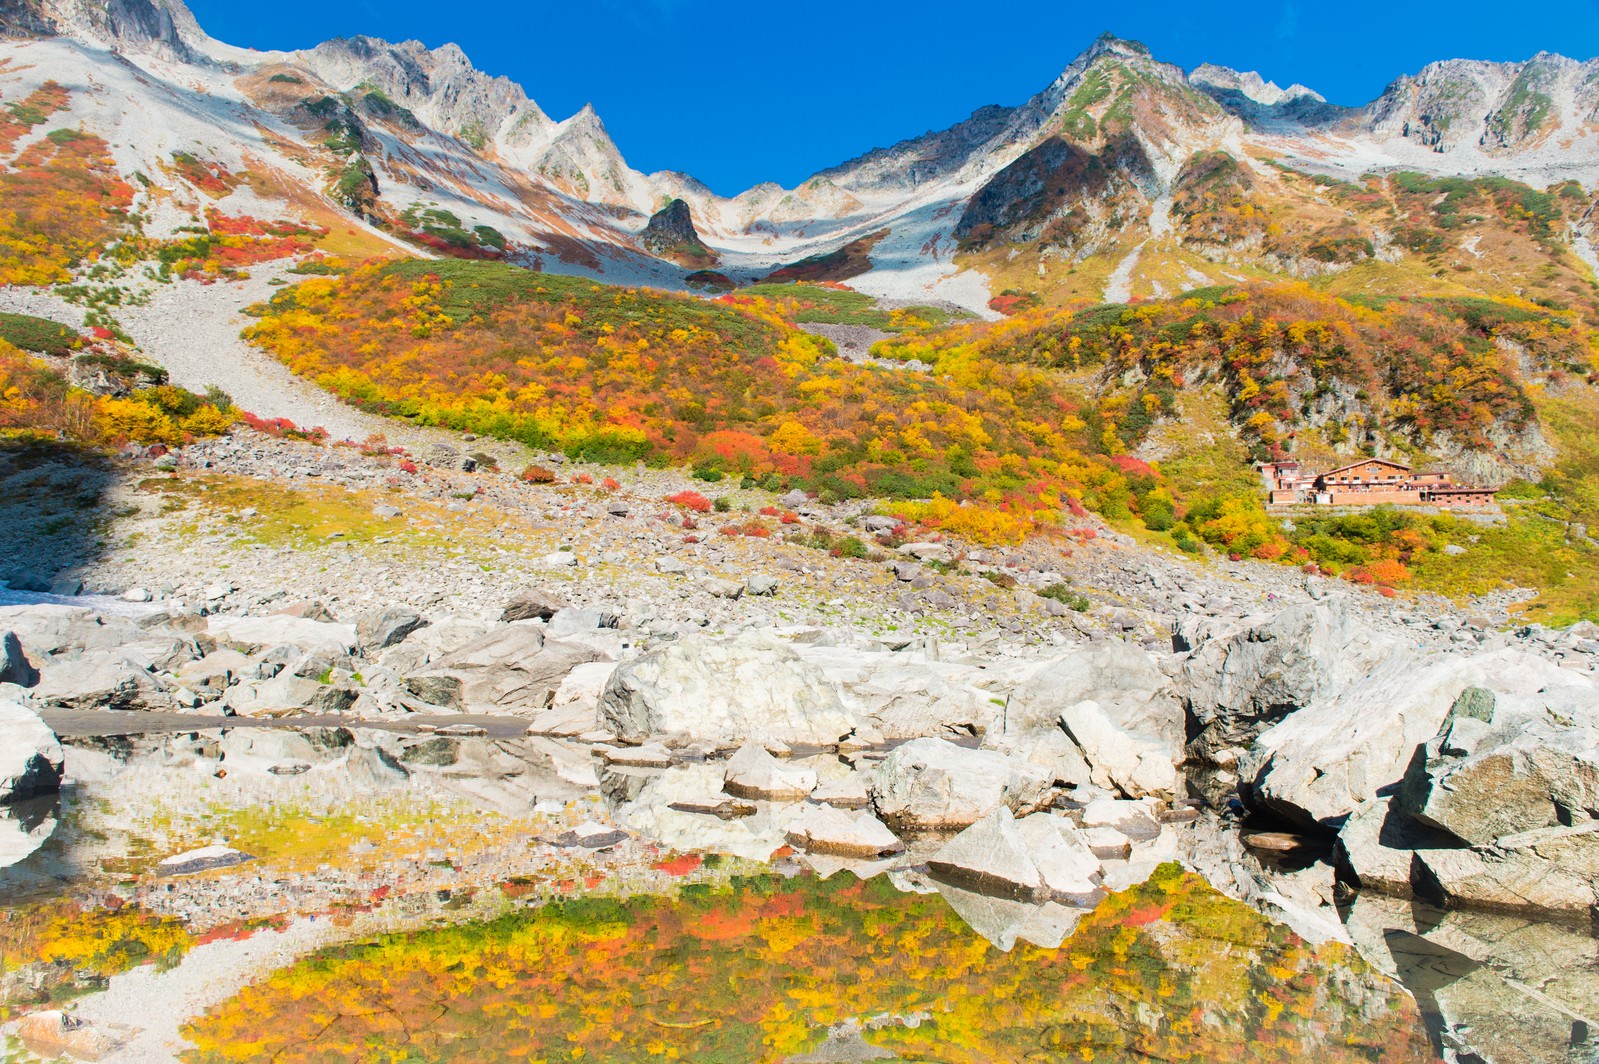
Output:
[1180, 597, 1400, 765]
[0, 700, 63, 804]
[1396, 682, 1599, 845]
[600, 631, 856, 746]
[639, 199, 713, 264]
[409, 626, 601, 714]
[1001, 639, 1184, 799]
[1332, 667, 1599, 919]
[356, 607, 426, 653]
[1245, 648, 1594, 832]
[869, 738, 1053, 830]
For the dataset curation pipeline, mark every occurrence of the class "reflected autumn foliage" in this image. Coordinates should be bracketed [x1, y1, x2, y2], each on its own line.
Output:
[183, 864, 1430, 1063]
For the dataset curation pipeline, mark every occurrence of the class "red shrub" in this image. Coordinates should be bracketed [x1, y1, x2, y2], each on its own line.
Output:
[521, 465, 558, 484]
[666, 490, 712, 513]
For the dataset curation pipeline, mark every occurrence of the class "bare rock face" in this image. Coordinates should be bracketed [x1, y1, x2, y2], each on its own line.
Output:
[0, 700, 63, 804]
[356, 607, 426, 653]
[1332, 665, 1599, 919]
[1396, 683, 1599, 846]
[1002, 638, 1184, 799]
[1181, 598, 1400, 765]
[599, 631, 857, 746]
[639, 198, 714, 264]
[411, 626, 602, 714]
[869, 738, 1053, 830]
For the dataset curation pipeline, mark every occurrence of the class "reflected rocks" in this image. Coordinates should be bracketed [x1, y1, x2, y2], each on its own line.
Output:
[1344, 893, 1599, 1064]
[932, 881, 1089, 952]
[0, 794, 58, 873]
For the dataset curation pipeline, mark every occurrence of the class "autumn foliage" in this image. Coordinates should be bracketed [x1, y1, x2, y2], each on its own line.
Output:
[181, 865, 1430, 1063]
[241, 260, 1146, 543]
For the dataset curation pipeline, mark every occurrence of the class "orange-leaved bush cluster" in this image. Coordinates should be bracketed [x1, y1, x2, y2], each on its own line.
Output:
[1, 343, 236, 446]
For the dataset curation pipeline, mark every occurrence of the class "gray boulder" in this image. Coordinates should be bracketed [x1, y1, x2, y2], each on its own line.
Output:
[547, 608, 619, 639]
[501, 590, 568, 623]
[356, 607, 427, 652]
[1181, 598, 1399, 762]
[410, 626, 602, 714]
[33, 652, 167, 711]
[722, 744, 817, 800]
[784, 807, 904, 858]
[792, 644, 1001, 742]
[870, 738, 1053, 830]
[1000, 639, 1184, 798]
[1413, 826, 1599, 918]
[1245, 648, 1597, 831]
[0, 700, 63, 803]
[0, 632, 37, 687]
[600, 631, 857, 746]
[1396, 681, 1599, 846]
[927, 807, 1102, 902]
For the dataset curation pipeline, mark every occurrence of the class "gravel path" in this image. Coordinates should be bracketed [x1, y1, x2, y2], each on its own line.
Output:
[106, 270, 384, 442]
[74, 918, 340, 1063]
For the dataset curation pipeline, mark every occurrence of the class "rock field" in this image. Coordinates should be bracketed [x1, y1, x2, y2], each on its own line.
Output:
[3, 425, 1598, 1061]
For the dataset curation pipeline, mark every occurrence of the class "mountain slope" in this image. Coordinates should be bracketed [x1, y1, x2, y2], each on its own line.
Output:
[0, 1, 1595, 315]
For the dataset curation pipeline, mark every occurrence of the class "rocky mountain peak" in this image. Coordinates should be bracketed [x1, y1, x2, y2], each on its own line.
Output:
[1191, 63, 1345, 130]
[41, 0, 199, 58]
[303, 35, 544, 142]
[0, 0, 57, 36]
[1190, 64, 1324, 106]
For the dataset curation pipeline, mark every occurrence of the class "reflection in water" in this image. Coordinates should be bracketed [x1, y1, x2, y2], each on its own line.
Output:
[181, 866, 1431, 1064]
[1343, 894, 1599, 1064]
[0, 794, 58, 873]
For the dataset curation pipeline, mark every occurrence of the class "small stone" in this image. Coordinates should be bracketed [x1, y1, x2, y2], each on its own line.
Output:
[157, 845, 254, 876]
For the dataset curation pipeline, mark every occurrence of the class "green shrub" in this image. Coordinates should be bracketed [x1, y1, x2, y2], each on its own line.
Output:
[0, 313, 79, 356]
[1039, 583, 1091, 611]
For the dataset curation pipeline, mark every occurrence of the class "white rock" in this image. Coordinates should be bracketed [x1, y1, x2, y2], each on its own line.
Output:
[927, 807, 1043, 899]
[1013, 813, 1104, 902]
[209, 615, 357, 655]
[600, 630, 857, 746]
[811, 773, 870, 809]
[723, 743, 817, 799]
[603, 742, 674, 768]
[870, 738, 1053, 829]
[785, 806, 904, 858]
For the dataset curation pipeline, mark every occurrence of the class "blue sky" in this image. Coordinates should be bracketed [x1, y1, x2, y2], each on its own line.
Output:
[188, 0, 1599, 196]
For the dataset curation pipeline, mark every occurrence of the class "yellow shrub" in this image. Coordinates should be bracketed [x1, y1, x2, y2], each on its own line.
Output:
[95, 396, 182, 445]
